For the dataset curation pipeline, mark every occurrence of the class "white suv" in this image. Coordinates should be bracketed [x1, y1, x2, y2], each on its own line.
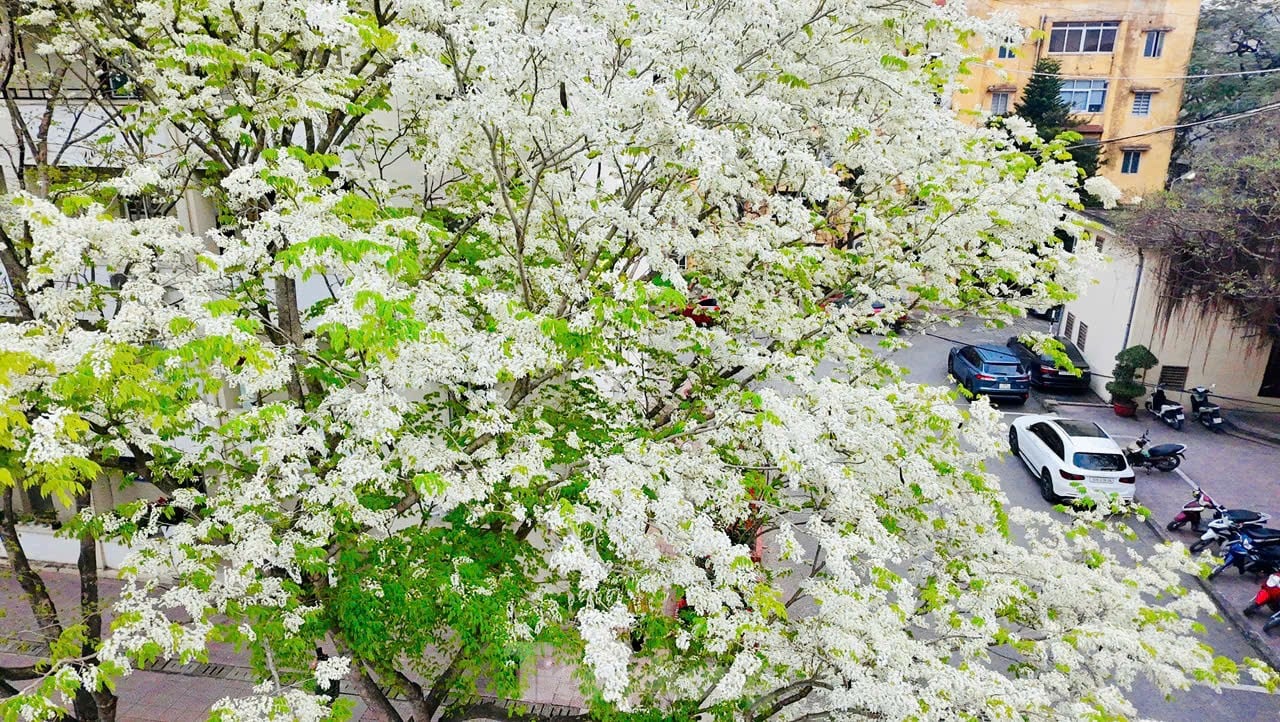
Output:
[1009, 416, 1135, 504]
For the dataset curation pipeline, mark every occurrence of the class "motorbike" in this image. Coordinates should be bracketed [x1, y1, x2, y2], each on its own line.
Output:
[1244, 572, 1280, 617]
[1188, 385, 1224, 431]
[1145, 387, 1186, 430]
[1190, 512, 1276, 553]
[1166, 487, 1225, 531]
[1208, 533, 1280, 579]
[1122, 431, 1186, 472]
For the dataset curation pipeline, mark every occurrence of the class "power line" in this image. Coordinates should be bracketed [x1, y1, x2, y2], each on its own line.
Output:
[975, 61, 1280, 83]
[1064, 100, 1280, 149]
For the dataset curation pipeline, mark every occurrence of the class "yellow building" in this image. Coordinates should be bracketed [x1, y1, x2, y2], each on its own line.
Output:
[954, 0, 1202, 196]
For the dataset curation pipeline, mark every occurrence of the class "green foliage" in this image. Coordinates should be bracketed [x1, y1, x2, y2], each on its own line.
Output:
[1174, 0, 1280, 171]
[1106, 345, 1158, 403]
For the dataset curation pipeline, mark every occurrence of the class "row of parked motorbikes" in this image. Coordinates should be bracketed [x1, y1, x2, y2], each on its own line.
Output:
[1145, 384, 1224, 432]
[1166, 487, 1280, 634]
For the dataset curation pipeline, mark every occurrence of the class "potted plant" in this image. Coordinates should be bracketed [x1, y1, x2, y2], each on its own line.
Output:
[1106, 344, 1158, 416]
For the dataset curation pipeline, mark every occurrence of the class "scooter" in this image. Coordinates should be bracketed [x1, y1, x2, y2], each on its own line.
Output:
[1189, 511, 1274, 553]
[1188, 385, 1224, 431]
[1244, 572, 1280, 617]
[1208, 534, 1280, 579]
[1145, 386, 1185, 430]
[1166, 487, 1223, 531]
[1122, 431, 1186, 472]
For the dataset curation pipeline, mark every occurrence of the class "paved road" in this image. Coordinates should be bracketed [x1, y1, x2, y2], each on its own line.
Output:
[879, 316, 1280, 720]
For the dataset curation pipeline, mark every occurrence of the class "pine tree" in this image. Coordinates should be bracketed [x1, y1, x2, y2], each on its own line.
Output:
[1014, 58, 1073, 138]
[1013, 57, 1102, 182]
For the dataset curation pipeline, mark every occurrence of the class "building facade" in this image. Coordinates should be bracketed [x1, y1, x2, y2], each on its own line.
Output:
[1064, 222, 1280, 409]
[954, 0, 1202, 197]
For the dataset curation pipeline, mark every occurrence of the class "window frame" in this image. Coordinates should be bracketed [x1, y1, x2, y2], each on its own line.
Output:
[990, 91, 1011, 115]
[1120, 150, 1142, 174]
[1132, 92, 1153, 117]
[1049, 21, 1120, 54]
[1144, 30, 1165, 58]
[1059, 79, 1109, 113]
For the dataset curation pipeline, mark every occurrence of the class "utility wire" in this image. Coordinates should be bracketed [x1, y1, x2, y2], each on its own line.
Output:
[1063, 100, 1280, 149]
[975, 61, 1280, 83]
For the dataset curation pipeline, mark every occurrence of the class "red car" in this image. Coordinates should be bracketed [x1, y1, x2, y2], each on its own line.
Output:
[681, 295, 720, 327]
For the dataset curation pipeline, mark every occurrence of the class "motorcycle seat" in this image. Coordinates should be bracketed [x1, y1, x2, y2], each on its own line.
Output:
[1221, 509, 1266, 524]
[1147, 444, 1185, 456]
[1244, 528, 1280, 543]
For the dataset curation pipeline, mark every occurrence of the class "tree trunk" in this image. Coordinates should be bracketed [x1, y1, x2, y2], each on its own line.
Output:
[76, 491, 115, 721]
[0, 487, 62, 644]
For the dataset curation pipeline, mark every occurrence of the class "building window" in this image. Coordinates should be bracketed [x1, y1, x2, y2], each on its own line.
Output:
[1064, 311, 1076, 339]
[1144, 30, 1166, 58]
[1049, 21, 1120, 54]
[1158, 365, 1188, 390]
[1121, 150, 1142, 174]
[1059, 79, 1108, 113]
[1132, 92, 1153, 116]
[96, 59, 139, 99]
[1077, 322, 1088, 351]
[990, 92, 1011, 115]
[997, 45, 1016, 59]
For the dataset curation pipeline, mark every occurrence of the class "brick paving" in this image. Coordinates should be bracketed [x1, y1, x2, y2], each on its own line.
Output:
[0, 566, 583, 721]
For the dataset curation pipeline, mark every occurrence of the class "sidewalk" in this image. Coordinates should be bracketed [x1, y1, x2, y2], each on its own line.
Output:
[1224, 409, 1280, 446]
[1045, 401, 1280, 671]
[0, 567, 583, 721]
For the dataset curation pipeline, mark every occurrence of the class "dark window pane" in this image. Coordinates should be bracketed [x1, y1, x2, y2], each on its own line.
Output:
[1049, 30, 1066, 53]
[1065, 28, 1083, 51]
[1099, 28, 1116, 52]
[1084, 28, 1102, 51]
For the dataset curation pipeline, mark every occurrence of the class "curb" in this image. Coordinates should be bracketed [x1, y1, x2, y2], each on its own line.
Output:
[1140, 514, 1280, 673]
[1222, 412, 1280, 447]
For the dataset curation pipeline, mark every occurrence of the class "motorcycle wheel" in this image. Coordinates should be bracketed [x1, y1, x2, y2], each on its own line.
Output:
[1266, 616, 1280, 635]
[1245, 602, 1264, 617]
[1154, 456, 1180, 472]
[1172, 418, 1184, 431]
[1190, 538, 1215, 554]
[1208, 561, 1230, 579]
[1166, 519, 1186, 532]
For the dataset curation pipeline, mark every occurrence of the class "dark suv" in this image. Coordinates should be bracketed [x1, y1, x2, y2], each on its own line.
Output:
[947, 344, 1030, 403]
[1005, 336, 1091, 391]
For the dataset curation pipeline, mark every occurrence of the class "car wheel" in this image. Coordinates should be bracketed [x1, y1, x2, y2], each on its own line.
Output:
[1039, 469, 1058, 503]
[1190, 538, 1214, 554]
[1154, 457, 1180, 472]
[947, 354, 954, 377]
[1008, 427, 1019, 456]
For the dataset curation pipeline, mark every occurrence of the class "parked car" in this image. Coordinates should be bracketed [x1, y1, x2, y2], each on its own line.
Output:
[1008, 416, 1136, 503]
[946, 344, 1030, 404]
[1004, 336, 1091, 391]
[680, 295, 719, 327]
[818, 291, 909, 331]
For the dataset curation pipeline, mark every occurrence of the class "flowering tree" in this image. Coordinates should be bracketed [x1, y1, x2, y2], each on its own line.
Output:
[0, 1, 1257, 721]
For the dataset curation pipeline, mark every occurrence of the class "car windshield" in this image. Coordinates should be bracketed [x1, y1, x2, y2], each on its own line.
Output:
[1054, 420, 1107, 438]
[1073, 452, 1127, 471]
[985, 364, 1021, 376]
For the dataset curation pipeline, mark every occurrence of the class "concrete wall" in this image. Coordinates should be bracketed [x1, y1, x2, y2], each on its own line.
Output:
[955, 0, 1202, 197]
[1062, 236, 1278, 410]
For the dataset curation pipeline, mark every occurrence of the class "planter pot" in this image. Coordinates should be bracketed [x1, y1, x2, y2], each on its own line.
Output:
[1113, 401, 1137, 417]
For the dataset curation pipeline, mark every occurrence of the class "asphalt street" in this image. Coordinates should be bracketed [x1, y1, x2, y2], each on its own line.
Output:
[878, 315, 1280, 720]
